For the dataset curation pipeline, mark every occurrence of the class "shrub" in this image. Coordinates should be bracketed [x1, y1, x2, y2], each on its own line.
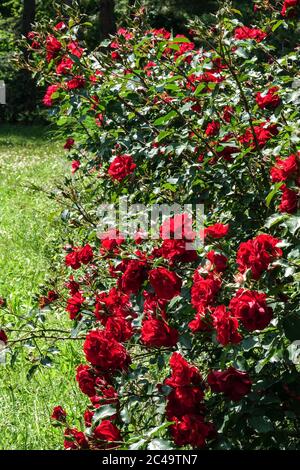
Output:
[5, 0, 300, 450]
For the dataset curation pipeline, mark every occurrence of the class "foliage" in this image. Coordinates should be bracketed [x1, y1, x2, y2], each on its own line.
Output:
[3, 0, 300, 450]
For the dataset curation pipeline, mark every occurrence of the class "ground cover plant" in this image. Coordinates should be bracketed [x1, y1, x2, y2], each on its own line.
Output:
[1, 0, 300, 450]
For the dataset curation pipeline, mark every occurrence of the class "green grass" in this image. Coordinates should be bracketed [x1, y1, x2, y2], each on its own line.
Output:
[0, 125, 87, 449]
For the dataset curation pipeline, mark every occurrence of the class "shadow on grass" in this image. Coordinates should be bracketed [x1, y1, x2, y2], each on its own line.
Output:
[0, 124, 58, 147]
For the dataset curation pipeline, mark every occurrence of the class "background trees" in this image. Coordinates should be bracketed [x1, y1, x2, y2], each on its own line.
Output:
[0, 0, 253, 122]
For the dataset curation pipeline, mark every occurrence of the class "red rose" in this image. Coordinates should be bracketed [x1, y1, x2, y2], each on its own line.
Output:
[27, 31, 36, 40]
[67, 41, 84, 58]
[205, 120, 220, 137]
[119, 259, 148, 294]
[191, 271, 221, 311]
[64, 428, 89, 450]
[143, 291, 167, 317]
[105, 316, 133, 342]
[165, 352, 204, 388]
[95, 113, 104, 127]
[66, 291, 85, 320]
[270, 153, 299, 182]
[188, 306, 212, 333]
[65, 249, 81, 270]
[84, 409, 94, 427]
[161, 239, 198, 264]
[90, 381, 118, 407]
[255, 87, 281, 109]
[204, 223, 229, 239]
[117, 27, 133, 39]
[149, 267, 182, 300]
[65, 276, 80, 295]
[47, 290, 58, 302]
[223, 106, 234, 123]
[141, 316, 178, 348]
[151, 28, 171, 39]
[160, 213, 195, 240]
[53, 21, 66, 31]
[208, 367, 252, 401]
[51, 406, 67, 422]
[77, 244, 94, 265]
[236, 233, 282, 280]
[279, 187, 298, 213]
[56, 57, 74, 75]
[186, 72, 223, 92]
[164, 353, 206, 421]
[240, 122, 278, 148]
[64, 137, 75, 150]
[46, 35, 62, 61]
[281, 0, 298, 17]
[206, 250, 228, 272]
[0, 329, 7, 344]
[229, 289, 273, 331]
[76, 364, 97, 397]
[66, 75, 86, 90]
[65, 245, 93, 268]
[108, 155, 136, 182]
[172, 35, 194, 61]
[212, 305, 242, 346]
[93, 420, 122, 448]
[100, 228, 125, 252]
[94, 287, 132, 324]
[234, 26, 267, 42]
[170, 414, 215, 448]
[83, 330, 131, 371]
[166, 387, 205, 419]
[71, 160, 81, 173]
[281, 153, 299, 178]
[76, 366, 118, 406]
[43, 84, 59, 107]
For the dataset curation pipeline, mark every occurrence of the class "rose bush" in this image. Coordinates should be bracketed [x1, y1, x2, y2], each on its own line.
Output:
[2, 0, 300, 450]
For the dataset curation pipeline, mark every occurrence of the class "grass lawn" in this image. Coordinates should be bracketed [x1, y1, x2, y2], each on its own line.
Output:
[0, 125, 87, 450]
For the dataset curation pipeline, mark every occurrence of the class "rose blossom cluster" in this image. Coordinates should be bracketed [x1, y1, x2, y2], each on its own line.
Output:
[29, 8, 298, 449]
[161, 353, 251, 447]
[270, 152, 300, 214]
[49, 212, 281, 448]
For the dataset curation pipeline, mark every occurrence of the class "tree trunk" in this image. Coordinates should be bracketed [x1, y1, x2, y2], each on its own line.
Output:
[99, 0, 116, 40]
[21, 0, 36, 36]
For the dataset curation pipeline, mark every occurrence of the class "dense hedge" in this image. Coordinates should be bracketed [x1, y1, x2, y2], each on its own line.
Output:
[3, 0, 300, 450]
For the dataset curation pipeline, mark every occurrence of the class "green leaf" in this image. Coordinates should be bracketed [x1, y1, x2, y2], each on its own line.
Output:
[249, 416, 274, 433]
[265, 213, 288, 229]
[265, 183, 283, 207]
[235, 47, 248, 59]
[283, 312, 300, 341]
[92, 405, 116, 423]
[154, 111, 177, 126]
[26, 364, 39, 380]
[147, 422, 173, 438]
[285, 215, 300, 235]
[147, 438, 173, 450]
[56, 116, 68, 126]
[231, 8, 242, 16]
[157, 130, 172, 142]
[272, 20, 284, 32]
[129, 439, 146, 450]
[241, 336, 259, 351]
